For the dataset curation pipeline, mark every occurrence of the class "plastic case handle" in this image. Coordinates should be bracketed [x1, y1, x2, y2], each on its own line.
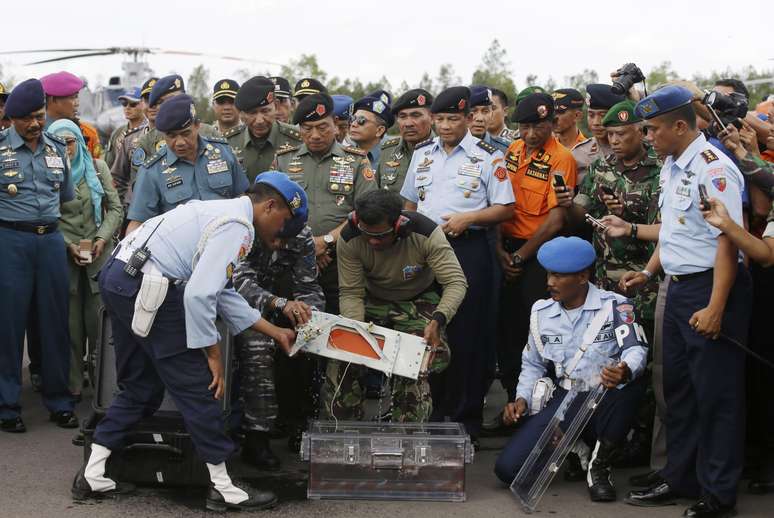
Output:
[371, 450, 404, 470]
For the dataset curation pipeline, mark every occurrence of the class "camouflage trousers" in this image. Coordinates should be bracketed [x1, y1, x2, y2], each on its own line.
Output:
[320, 289, 450, 423]
[235, 329, 277, 432]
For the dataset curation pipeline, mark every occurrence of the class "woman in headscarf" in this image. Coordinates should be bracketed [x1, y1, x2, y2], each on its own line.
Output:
[50, 119, 123, 400]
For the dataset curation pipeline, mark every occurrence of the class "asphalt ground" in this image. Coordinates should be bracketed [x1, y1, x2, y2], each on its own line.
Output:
[2, 360, 773, 518]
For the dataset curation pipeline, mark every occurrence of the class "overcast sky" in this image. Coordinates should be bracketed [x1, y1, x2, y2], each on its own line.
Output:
[2, 0, 772, 92]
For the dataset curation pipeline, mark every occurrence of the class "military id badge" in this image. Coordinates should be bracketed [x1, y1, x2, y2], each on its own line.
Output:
[45, 155, 65, 169]
[207, 159, 229, 174]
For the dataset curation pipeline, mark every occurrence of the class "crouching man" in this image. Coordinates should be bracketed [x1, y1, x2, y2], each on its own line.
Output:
[494, 236, 647, 502]
[321, 190, 468, 422]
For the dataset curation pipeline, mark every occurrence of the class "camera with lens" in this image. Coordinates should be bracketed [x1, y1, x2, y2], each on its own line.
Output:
[702, 90, 748, 133]
[611, 63, 646, 95]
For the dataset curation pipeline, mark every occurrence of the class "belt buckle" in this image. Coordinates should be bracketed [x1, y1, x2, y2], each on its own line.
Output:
[671, 275, 679, 282]
[35, 225, 46, 235]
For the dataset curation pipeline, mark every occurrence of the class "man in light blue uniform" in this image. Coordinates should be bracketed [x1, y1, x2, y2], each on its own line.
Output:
[468, 85, 511, 154]
[126, 94, 249, 234]
[72, 172, 307, 511]
[400, 86, 514, 442]
[494, 237, 647, 503]
[0, 79, 79, 433]
[622, 86, 750, 518]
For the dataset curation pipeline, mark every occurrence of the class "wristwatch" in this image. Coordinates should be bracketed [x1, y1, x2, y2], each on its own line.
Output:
[273, 297, 288, 311]
[323, 234, 335, 248]
[511, 253, 524, 267]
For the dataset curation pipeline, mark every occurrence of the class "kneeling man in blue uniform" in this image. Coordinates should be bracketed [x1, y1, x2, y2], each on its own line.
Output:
[494, 236, 647, 502]
[72, 172, 307, 511]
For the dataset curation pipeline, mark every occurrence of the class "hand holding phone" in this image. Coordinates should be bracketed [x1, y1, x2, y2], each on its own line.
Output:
[698, 184, 711, 211]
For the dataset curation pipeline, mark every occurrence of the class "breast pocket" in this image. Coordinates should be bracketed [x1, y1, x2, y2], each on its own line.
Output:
[380, 167, 399, 187]
[206, 171, 234, 197]
[673, 194, 692, 211]
[518, 183, 548, 216]
[162, 183, 194, 205]
[46, 169, 64, 190]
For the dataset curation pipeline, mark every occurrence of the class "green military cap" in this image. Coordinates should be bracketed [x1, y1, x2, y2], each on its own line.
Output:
[515, 86, 545, 105]
[602, 100, 642, 127]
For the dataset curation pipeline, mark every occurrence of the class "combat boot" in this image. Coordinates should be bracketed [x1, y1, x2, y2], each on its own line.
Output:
[587, 440, 619, 502]
[205, 462, 276, 512]
[241, 431, 281, 470]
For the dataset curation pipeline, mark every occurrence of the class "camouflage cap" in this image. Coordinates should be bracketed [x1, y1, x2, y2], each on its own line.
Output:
[602, 100, 642, 127]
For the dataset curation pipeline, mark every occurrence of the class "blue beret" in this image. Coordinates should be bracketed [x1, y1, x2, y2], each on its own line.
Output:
[155, 95, 197, 133]
[148, 74, 185, 107]
[585, 84, 626, 110]
[537, 237, 596, 273]
[254, 171, 308, 221]
[469, 85, 492, 108]
[635, 85, 693, 120]
[353, 96, 394, 127]
[331, 95, 353, 119]
[5, 79, 45, 118]
[367, 89, 392, 106]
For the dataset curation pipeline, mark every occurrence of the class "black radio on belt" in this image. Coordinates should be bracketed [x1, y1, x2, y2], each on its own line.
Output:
[124, 219, 164, 277]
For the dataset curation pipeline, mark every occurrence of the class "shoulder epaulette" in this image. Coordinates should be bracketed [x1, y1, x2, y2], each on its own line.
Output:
[342, 145, 367, 156]
[143, 149, 165, 168]
[278, 122, 301, 141]
[476, 139, 496, 154]
[223, 125, 245, 139]
[44, 132, 66, 145]
[275, 145, 300, 156]
[532, 298, 554, 312]
[414, 138, 433, 149]
[381, 137, 401, 149]
[700, 149, 719, 164]
[204, 135, 227, 144]
[572, 137, 593, 150]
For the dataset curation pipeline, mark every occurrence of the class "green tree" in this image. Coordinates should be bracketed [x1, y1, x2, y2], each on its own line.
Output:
[646, 61, 679, 90]
[565, 69, 599, 92]
[187, 64, 214, 123]
[435, 64, 461, 91]
[471, 39, 517, 106]
[280, 54, 328, 88]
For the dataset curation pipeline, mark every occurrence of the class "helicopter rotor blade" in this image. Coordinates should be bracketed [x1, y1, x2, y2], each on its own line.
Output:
[0, 48, 114, 55]
[25, 51, 118, 65]
[156, 50, 283, 67]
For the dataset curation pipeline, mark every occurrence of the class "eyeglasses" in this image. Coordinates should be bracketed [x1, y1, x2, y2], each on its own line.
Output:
[357, 223, 394, 239]
[120, 100, 140, 108]
[349, 115, 373, 127]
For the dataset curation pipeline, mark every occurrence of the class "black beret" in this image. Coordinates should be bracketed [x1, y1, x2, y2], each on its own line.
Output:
[353, 96, 394, 127]
[294, 78, 327, 99]
[391, 89, 433, 114]
[293, 93, 334, 125]
[235, 76, 275, 112]
[552, 88, 585, 111]
[367, 89, 392, 106]
[585, 84, 626, 110]
[212, 78, 239, 100]
[512, 93, 555, 124]
[5, 79, 45, 118]
[270, 76, 291, 98]
[469, 85, 493, 107]
[155, 94, 197, 133]
[148, 74, 185, 107]
[431, 86, 471, 114]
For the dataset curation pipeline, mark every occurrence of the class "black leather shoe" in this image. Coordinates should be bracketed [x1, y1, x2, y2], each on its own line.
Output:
[587, 441, 618, 502]
[71, 466, 136, 500]
[625, 482, 678, 507]
[749, 477, 774, 495]
[241, 432, 280, 471]
[1, 417, 26, 433]
[205, 485, 277, 512]
[683, 498, 736, 517]
[50, 411, 79, 429]
[629, 470, 665, 487]
[72, 432, 85, 447]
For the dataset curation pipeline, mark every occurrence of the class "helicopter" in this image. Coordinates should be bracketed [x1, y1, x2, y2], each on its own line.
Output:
[0, 47, 280, 138]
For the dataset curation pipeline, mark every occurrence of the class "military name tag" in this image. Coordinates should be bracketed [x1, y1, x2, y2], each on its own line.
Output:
[166, 175, 184, 189]
[1, 160, 20, 170]
[45, 156, 64, 169]
[675, 185, 691, 197]
[525, 160, 550, 181]
[458, 163, 482, 177]
[207, 159, 229, 174]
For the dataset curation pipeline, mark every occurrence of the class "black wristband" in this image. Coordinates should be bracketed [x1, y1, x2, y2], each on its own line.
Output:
[631, 222, 638, 239]
[431, 312, 447, 328]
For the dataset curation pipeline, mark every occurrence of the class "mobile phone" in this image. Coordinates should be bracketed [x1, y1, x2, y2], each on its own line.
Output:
[585, 213, 609, 232]
[600, 185, 615, 196]
[552, 172, 566, 190]
[698, 184, 710, 211]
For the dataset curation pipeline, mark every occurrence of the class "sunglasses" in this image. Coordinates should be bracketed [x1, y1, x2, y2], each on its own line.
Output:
[349, 115, 373, 126]
[120, 100, 140, 108]
[357, 223, 394, 239]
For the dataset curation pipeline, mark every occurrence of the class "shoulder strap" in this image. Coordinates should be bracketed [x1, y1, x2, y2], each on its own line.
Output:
[530, 310, 544, 355]
[565, 300, 613, 378]
[192, 216, 254, 271]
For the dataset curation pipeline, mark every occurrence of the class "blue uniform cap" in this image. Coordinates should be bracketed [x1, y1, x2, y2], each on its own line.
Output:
[331, 94, 354, 120]
[537, 236, 596, 273]
[148, 74, 185, 107]
[155, 94, 197, 133]
[635, 85, 693, 120]
[353, 96, 394, 127]
[254, 171, 308, 221]
[5, 78, 45, 118]
[469, 85, 493, 108]
[118, 87, 142, 102]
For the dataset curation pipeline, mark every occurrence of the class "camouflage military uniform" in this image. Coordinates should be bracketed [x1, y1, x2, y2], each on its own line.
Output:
[320, 290, 451, 423]
[224, 121, 301, 183]
[232, 225, 324, 432]
[574, 144, 661, 321]
[572, 136, 613, 184]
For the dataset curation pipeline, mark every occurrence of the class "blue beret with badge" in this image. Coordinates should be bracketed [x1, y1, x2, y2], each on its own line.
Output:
[537, 236, 596, 273]
[586, 84, 626, 110]
[332, 95, 354, 120]
[469, 85, 493, 108]
[367, 89, 392, 106]
[254, 171, 308, 221]
[634, 85, 693, 120]
[5, 78, 45, 118]
[155, 94, 197, 133]
[148, 74, 185, 107]
[353, 96, 394, 127]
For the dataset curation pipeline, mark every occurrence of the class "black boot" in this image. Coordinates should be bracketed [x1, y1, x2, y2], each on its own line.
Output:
[205, 485, 277, 512]
[241, 432, 280, 470]
[71, 466, 136, 500]
[587, 440, 618, 502]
